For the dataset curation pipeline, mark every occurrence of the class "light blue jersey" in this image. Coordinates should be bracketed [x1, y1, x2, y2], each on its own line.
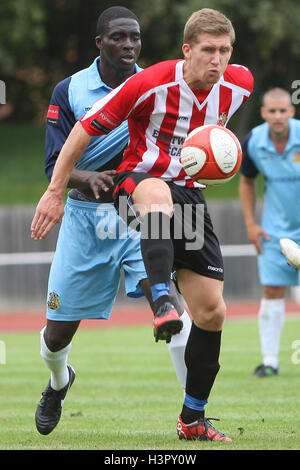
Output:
[241, 118, 300, 240]
[241, 118, 300, 286]
[45, 57, 143, 177]
[45, 57, 146, 321]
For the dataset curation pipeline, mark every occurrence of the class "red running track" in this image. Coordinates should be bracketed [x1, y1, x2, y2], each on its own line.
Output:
[0, 301, 299, 332]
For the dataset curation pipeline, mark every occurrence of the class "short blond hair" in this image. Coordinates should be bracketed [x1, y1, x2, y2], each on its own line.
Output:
[183, 8, 235, 45]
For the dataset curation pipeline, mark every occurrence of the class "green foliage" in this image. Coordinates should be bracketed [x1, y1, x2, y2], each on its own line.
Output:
[0, 0, 48, 122]
[0, 0, 45, 76]
[0, 124, 47, 205]
[135, 0, 300, 136]
[0, 0, 299, 126]
[1, 317, 300, 450]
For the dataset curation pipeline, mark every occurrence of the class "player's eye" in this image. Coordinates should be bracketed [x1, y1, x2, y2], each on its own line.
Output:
[111, 34, 123, 41]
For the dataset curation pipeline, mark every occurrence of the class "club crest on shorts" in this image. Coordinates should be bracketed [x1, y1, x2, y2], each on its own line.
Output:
[47, 291, 60, 310]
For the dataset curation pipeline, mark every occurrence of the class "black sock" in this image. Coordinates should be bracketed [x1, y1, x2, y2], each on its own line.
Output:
[181, 324, 221, 423]
[140, 212, 174, 287]
[181, 406, 204, 424]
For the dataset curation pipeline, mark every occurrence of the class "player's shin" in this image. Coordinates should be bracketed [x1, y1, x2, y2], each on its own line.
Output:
[182, 323, 221, 423]
[140, 212, 174, 309]
[258, 298, 285, 370]
[40, 327, 71, 391]
[140, 212, 183, 341]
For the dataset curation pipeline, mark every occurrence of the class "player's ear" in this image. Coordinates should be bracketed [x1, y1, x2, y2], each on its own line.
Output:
[182, 43, 191, 59]
[290, 105, 296, 118]
[95, 35, 102, 51]
[260, 106, 266, 120]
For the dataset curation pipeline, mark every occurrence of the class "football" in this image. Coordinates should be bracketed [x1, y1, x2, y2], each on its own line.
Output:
[180, 124, 242, 185]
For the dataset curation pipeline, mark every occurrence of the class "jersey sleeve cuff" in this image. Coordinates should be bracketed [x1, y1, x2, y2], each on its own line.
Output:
[79, 118, 104, 137]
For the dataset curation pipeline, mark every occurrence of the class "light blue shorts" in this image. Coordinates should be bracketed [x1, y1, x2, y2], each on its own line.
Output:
[258, 236, 300, 286]
[46, 197, 146, 321]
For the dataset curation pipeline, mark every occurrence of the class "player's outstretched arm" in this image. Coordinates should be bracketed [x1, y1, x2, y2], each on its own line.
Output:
[31, 122, 91, 240]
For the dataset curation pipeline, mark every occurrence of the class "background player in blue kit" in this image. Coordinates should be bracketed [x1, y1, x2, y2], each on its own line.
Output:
[239, 88, 300, 378]
[35, 6, 191, 436]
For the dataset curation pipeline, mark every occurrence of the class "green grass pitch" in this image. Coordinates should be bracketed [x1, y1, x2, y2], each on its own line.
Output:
[0, 317, 300, 450]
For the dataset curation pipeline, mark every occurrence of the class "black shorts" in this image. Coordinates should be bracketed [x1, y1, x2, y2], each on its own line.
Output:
[113, 171, 224, 281]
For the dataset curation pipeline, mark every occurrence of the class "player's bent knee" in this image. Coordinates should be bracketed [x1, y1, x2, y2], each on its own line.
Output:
[263, 285, 285, 299]
[145, 188, 173, 214]
[44, 332, 70, 352]
[194, 301, 226, 330]
[44, 321, 79, 352]
[133, 180, 173, 215]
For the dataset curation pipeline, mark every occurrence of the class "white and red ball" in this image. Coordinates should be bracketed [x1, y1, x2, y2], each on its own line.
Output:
[180, 124, 242, 185]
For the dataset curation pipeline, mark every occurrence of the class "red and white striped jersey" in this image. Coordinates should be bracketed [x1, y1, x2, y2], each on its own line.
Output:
[81, 59, 253, 187]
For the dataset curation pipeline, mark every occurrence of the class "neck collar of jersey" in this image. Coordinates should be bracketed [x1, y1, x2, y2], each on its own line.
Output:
[88, 56, 143, 91]
[258, 119, 300, 152]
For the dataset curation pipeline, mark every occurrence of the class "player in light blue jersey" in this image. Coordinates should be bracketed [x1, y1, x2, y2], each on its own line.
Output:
[35, 6, 191, 436]
[239, 87, 300, 377]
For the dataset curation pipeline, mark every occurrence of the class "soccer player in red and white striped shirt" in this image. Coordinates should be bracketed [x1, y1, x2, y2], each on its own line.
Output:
[32, 8, 253, 442]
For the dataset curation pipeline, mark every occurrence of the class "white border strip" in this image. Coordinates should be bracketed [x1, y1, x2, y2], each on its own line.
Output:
[0, 245, 257, 266]
[0, 252, 55, 265]
[221, 244, 257, 257]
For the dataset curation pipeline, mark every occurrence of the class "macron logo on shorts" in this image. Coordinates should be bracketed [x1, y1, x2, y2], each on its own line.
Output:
[208, 265, 223, 273]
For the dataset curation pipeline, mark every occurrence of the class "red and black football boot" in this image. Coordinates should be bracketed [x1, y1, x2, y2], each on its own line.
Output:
[177, 414, 232, 442]
[153, 301, 183, 343]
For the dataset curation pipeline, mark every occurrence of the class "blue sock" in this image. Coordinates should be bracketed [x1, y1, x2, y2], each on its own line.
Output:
[151, 282, 170, 302]
[184, 394, 207, 412]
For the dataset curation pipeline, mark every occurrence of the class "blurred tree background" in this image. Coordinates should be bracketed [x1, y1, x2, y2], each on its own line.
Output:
[1, 0, 300, 130]
[0, 0, 300, 203]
